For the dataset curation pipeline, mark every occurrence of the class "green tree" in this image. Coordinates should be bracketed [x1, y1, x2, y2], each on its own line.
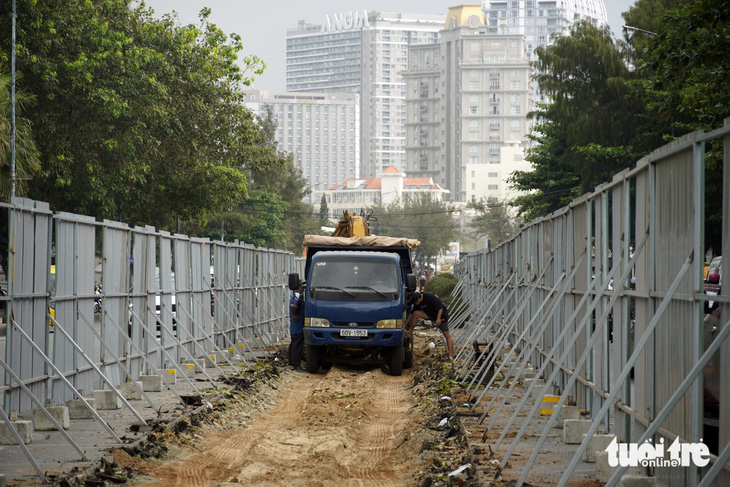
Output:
[374, 193, 458, 272]
[253, 152, 319, 254]
[319, 194, 330, 228]
[190, 107, 319, 254]
[0, 0, 267, 227]
[643, 0, 730, 134]
[508, 118, 580, 220]
[510, 20, 649, 219]
[249, 108, 319, 254]
[472, 197, 520, 248]
[0, 66, 39, 198]
[641, 0, 730, 252]
[621, 0, 691, 63]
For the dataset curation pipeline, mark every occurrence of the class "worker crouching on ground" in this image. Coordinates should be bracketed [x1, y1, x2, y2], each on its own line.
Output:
[405, 291, 454, 359]
[288, 280, 305, 369]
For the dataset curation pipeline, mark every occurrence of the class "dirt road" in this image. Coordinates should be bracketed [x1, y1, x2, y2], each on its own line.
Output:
[115, 332, 476, 487]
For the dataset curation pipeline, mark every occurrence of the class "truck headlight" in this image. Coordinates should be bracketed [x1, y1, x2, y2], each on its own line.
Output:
[307, 317, 330, 327]
[376, 319, 402, 329]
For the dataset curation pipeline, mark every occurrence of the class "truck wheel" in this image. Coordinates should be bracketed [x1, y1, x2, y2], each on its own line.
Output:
[305, 344, 321, 373]
[388, 343, 404, 376]
[403, 335, 414, 369]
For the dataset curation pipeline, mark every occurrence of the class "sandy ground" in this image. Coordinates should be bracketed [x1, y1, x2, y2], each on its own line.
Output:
[125, 369, 416, 486]
[112, 331, 476, 487]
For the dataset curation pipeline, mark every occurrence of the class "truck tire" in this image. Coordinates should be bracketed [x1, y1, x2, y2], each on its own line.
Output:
[388, 343, 404, 376]
[403, 336, 414, 369]
[305, 344, 321, 373]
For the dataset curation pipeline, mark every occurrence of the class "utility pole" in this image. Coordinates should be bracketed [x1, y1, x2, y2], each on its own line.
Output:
[10, 0, 17, 200]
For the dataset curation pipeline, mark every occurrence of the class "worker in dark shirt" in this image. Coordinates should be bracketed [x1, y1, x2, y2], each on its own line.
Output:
[404, 291, 454, 359]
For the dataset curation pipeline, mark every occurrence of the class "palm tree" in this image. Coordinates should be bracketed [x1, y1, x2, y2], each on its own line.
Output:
[0, 64, 40, 200]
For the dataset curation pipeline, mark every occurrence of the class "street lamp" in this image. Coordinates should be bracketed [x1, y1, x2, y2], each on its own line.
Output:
[622, 25, 658, 37]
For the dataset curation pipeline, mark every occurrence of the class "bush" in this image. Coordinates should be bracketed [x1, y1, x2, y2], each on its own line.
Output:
[424, 273, 459, 308]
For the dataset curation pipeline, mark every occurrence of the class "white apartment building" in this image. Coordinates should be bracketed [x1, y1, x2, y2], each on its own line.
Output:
[286, 11, 444, 179]
[404, 5, 532, 203]
[243, 90, 360, 205]
[482, 0, 608, 103]
[322, 165, 448, 221]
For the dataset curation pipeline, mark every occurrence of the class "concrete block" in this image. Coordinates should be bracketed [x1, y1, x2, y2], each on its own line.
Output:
[118, 382, 143, 400]
[0, 473, 6, 487]
[195, 358, 207, 373]
[521, 367, 536, 380]
[142, 374, 163, 391]
[0, 420, 33, 444]
[158, 369, 177, 385]
[595, 451, 641, 483]
[93, 390, 120, 410]
[554, 405, 580, 428]
[180, 363, 198, 377]
[582, 433, 616, 462]
[564, 419, 596, 444]
[233, 343, 247, 358]
[32, 406, 70, 431]
[540, 394, 560, 415]
[203, 354, 217, 367]
[525, 379, 545, 399]
[616, 474, 667, 487]
[66, 399, 95, 419]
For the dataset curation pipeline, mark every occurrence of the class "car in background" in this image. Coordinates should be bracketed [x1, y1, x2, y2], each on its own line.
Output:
[704, 256, 722, 314]
[705, 256, 722, 295]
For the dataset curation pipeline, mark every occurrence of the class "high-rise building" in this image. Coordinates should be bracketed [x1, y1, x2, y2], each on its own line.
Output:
[404, 5, 532, 203]
[482, 0, 608, 103]
[243, 90, 360, 206]
[286, 11, 444, 179]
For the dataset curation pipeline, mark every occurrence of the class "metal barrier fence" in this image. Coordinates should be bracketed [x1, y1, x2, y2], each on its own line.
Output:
[451, 120, 729, 486]
[0, 200, 304, 478]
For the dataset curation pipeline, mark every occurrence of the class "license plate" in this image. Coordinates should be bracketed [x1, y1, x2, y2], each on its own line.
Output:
[340, 329, 367, 337]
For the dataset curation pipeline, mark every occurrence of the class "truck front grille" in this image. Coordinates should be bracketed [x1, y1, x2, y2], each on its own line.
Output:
[332, 321, 372, 328]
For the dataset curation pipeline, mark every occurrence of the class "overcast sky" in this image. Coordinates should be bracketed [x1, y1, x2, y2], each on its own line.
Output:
[142, 0, 636, 91]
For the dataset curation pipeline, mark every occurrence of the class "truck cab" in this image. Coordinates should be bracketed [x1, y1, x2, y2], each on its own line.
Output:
[289, 235, 418, 376]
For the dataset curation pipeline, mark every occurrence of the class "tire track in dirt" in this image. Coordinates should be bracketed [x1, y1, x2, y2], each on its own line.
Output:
[129, 367, 417, 487]
[344, 375, 412, 486]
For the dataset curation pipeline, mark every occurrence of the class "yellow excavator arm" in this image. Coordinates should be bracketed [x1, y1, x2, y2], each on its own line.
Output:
[332, 210, 372, 238]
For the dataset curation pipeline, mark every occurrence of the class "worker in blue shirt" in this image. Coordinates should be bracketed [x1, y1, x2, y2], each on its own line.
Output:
[288, 280, 305, 368]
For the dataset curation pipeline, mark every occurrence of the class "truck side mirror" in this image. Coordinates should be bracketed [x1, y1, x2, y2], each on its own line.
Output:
[288, 273, 300, 291]
[405, 274, 417, 292]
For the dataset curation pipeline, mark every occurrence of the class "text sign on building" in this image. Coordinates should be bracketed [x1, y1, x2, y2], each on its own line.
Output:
[322, 10, 369, 32]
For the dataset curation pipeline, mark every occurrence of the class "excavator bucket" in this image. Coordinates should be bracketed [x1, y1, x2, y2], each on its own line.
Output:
[332, 210, 371, 238]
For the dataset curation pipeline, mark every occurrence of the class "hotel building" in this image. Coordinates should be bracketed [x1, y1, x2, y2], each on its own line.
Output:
[286, 11, 445, 179]
[243, 90, 360, 206]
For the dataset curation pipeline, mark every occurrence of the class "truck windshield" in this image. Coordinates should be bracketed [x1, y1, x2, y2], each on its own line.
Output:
[311, 256, 399, 294]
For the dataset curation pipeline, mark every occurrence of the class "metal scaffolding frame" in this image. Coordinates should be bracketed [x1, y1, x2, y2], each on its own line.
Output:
[450, 120, 730, 486]
[0, 202, 304, 480]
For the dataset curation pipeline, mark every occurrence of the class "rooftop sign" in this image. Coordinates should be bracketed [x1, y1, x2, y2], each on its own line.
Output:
[322, 11, 369, 32]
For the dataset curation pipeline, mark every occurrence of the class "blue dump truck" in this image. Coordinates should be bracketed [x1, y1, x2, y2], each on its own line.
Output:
[288, 234, 419, 376]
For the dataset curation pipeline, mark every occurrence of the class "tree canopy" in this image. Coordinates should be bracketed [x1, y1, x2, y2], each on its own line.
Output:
[0, 65, 39, 198]
[642, 0, 730, 135]
[0, 0, 267, 228]
[186, 104, 320, 254]
[371, 193, 458, 270]
[471, 197, 520, 248]
[510, 0, 727, 251]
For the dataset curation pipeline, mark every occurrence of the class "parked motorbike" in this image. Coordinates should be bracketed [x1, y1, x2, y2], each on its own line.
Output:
[94, 283, 102, 313]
